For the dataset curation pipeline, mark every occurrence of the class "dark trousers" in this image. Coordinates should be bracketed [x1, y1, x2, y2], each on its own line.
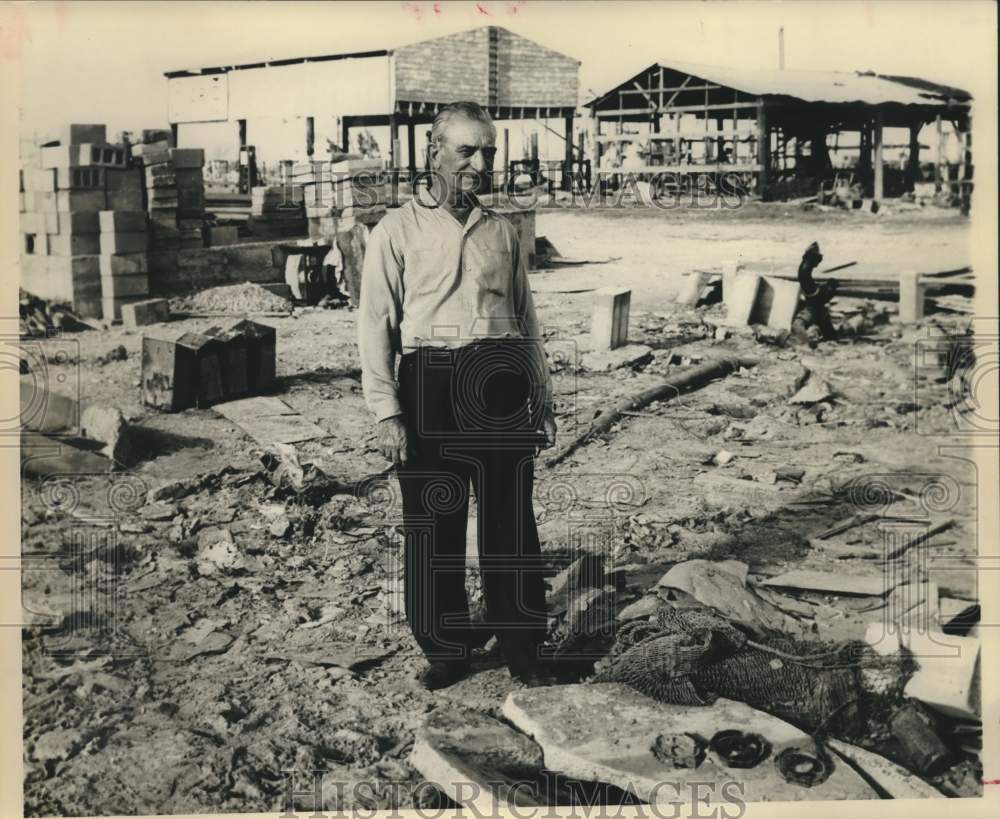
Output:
[397, 341, 548, 675]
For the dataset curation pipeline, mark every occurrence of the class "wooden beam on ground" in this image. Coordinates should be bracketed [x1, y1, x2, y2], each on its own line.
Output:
[545, 358, 759, 468]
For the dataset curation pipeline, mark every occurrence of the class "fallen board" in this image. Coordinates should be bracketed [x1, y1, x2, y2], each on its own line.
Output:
[502, 684, 877, 803]
[213, 396, 329, 445]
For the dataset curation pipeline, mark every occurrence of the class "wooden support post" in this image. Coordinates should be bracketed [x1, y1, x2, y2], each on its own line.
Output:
[934, 115, 943, 193]
[961, 114, 973, 215]
[238, 119, 248, 149]
[170, 123, 179, 148]
[341, 117, 350, 153]
[389, 115, 400, 170]
[906, 122, 921, 191]
[755, 100, 769, 197]
[563, 111, 574, 191]
[502, 127, 510, 189]
[873, 110, 884, 203]
[406, 120, 416, 182]
[305, 116, 315, 159]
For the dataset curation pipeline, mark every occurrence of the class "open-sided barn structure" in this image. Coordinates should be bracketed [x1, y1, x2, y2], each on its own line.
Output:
[164, 26, 579, 183]
[585, 61, 972, 202]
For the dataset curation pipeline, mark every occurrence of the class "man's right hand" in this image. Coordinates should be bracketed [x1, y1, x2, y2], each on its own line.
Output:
[376, 416, 410, 467]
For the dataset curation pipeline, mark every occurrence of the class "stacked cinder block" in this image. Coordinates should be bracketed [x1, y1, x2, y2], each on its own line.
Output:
[248, 183, 306, 238]
[99, 210, 150, 321]
[301, 158, 387, 240]
[132, 140, 179, 250]
[19, 124, 127, 318]
[172, 148, 206, 248]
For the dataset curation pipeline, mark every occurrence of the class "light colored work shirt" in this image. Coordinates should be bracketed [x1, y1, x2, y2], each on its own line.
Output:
[358, 190, 552, 422]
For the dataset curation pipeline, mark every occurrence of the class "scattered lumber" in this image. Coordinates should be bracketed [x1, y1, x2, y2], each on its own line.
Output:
[544, 357, 758, 467]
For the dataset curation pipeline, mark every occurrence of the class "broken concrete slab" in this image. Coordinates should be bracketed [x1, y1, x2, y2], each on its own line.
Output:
[410, 707, 560, 812]
[902, 631, 981, 720]
[580, 343, 652, 373]
[502, 684, 876, 803]
[826, 739, 944, 799]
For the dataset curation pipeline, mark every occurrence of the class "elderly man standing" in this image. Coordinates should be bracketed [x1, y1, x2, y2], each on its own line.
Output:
[358, 101, 557, 690]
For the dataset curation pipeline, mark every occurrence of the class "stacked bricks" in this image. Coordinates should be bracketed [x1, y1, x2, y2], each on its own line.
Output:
[131, 142, 205, 250]
[173, 149, 207, 248]
[19, 123, 122, 318]
[248, 182, 306, 238]
[299, 157, 387, 241]
[99, 210, 150, 321]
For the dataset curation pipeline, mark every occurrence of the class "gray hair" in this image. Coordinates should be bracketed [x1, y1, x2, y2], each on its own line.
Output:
[430, 101, 496, 147]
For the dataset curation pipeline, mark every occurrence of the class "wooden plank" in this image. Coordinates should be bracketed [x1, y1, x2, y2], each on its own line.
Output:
[597, 101, 760, 117]
[597, 129, 750, 142]
[596, 163, 762, 175]
[214, 396, 329, 445]
[617, 83, 720, 96]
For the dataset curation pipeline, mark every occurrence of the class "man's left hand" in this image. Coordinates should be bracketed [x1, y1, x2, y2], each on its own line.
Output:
[541, 407, 557, 450]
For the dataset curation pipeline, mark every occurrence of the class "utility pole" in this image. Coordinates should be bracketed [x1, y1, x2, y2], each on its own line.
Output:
[779, 26, 785, 70]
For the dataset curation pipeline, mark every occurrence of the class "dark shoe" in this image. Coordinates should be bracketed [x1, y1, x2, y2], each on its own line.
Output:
[511, 665, 561, 687]
[418, 661, 470, 691]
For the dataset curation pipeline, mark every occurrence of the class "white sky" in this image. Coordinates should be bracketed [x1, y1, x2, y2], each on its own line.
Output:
[10, 0, 997, 138]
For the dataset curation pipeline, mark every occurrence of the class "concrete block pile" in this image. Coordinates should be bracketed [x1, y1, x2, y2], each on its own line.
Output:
[248, 183, 306, 238]
[131, 143, 205, 251]
[298, 157, 387, 241]
[19, 123, 145, 319]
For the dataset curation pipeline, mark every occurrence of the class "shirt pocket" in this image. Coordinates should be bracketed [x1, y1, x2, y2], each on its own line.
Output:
[470, 242, 513, 297]
[404, 244, 454, 301]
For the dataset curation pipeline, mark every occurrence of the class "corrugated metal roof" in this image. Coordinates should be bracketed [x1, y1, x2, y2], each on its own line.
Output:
[588, 59, 971, 107]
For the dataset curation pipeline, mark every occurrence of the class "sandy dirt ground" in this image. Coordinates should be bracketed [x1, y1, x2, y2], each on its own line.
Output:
[20, 203, 981, 814]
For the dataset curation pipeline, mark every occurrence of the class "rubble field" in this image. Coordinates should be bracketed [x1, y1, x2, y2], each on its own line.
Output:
[21, 203, 982, 814]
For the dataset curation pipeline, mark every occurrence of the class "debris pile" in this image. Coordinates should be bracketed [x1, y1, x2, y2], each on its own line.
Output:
[176, 282, 292, 315]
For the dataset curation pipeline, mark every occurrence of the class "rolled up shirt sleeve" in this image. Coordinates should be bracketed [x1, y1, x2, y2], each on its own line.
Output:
[511, 234, 553, 412]
[358, 223, 405, 422]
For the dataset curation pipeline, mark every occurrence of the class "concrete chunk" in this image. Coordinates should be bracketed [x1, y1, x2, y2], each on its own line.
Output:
[410, 707, 555, 812]
[724, 273, 762, 325]
[590, 287, 631, 351]
[122, 298, 170, 329]
[502, 685, 876, 803]
[750, 276, 802, 331]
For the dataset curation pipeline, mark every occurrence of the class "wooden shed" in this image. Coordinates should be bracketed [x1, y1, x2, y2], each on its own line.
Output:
[585, 60, 972, 203]
[165, 25, 580, 182]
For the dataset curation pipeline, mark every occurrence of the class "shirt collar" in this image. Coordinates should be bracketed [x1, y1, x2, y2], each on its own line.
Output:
[414, 185, 485, 231]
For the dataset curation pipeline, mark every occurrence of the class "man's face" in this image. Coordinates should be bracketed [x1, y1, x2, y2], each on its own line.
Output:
[431, 115, 497, 202]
